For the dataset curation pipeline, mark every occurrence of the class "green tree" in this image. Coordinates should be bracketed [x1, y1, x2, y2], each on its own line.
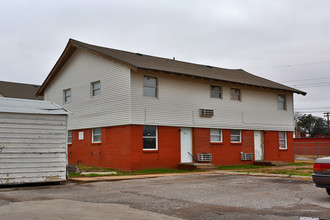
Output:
[296, 114, 327, 137]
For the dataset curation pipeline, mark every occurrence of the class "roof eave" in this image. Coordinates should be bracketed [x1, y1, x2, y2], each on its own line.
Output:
[37, 39, 138, 96]
[138, 67, 307, 96]
[37, 40, 77, 96]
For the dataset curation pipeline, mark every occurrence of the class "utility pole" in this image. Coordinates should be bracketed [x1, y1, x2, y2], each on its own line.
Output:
[324, 112, 330, 137]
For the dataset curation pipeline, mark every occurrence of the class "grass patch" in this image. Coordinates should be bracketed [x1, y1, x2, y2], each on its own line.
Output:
[287, 162, 313, 166]
[69, 172, 81, 178]
[132, 168, 198, 174]
[269, 170, 312, 177]
[70, 165, 201, 177]
[217, 165, 266, 170]
[76, 164, 117, 172]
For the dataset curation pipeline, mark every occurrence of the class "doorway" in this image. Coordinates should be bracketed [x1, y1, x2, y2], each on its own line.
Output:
[180, 128, 193, 163]
[254, 131, 264, 161]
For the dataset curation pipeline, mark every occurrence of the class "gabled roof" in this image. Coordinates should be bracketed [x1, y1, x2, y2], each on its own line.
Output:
[0, 80, 43, 100]
[0, 97, 68, 115]
[37, 39, 306, 96]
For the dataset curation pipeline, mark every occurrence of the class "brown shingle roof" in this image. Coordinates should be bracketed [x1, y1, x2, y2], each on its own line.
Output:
[37, 39, 306, 96]
[0, 81, 43, 100]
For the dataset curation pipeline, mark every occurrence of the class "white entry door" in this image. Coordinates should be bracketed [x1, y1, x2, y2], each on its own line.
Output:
[254, 131, 264, 161]
[180, 128, 193, 163]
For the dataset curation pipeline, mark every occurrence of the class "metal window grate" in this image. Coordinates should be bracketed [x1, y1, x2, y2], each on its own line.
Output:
[198, 153, 212, 162]
[199, 109, 214, 117]
[241, 152, 253, 161]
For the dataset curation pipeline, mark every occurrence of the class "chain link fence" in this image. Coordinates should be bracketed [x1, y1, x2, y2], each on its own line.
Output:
[294, 141, 330, 161]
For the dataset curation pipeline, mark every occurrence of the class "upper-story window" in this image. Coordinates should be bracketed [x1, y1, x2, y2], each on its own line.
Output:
[144, 76, 157, 97]
[210, 129, 222, 143]
[91, 81, 101, 97]
[230, 129, 241, 143]
[230, 88, 241, 101]
[210, 85, 222, 99]
[63, 89, 71, 103]
[92, 128, 102, 143]
[278, 94, 286, 110]
[279, 131, 287, 149]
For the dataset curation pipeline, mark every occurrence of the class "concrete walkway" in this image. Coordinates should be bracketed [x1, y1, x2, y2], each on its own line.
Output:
[70, 170, 312, 182]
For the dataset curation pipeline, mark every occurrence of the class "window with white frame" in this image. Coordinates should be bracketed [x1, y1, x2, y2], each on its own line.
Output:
[68, 130, 72, 144]
[210, 85, 222, 99]
[230, 130, 241, 143]
[230, 88, 241, 101]
[278, 94, 286, 110]
[279, 131, 287, 149]
[91, 81, 101, 97]
[143, 126, 157, 150]
[63, 89, 71, 103]
[143, 76, 157, 97]
[210, 129, 222, 143]
[92, 128, 101, 143]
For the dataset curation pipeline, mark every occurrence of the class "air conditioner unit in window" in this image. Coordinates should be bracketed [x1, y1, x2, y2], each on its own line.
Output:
[199, 109, 214, 117]
[197, 153, 212, 162]
[241, 152, 253, 161]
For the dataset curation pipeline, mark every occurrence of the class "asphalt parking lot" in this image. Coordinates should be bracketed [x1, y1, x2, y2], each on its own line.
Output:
[0, 173, 329, 220]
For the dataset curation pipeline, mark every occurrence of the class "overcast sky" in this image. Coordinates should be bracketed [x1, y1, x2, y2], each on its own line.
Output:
[1, 0, 329, 116]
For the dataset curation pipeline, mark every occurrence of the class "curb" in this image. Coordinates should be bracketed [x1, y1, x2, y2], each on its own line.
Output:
[69, 171, 214, 183]
[69, 170, 313, 183]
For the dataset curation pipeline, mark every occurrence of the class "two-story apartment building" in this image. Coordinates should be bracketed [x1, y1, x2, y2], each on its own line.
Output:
[37, 39, 306, 170]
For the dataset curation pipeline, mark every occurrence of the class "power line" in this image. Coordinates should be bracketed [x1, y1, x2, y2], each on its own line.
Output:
[246, 60, 330, 69]
[280, 76, 330, 83]
[288, 82, 330, 88]
[295, 107, 330, 110]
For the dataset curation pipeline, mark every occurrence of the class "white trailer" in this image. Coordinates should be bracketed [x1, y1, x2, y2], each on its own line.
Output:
[0, 97, 69, 185]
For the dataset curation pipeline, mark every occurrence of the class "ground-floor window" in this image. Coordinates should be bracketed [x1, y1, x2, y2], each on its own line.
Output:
[210, 129, 222, 143]
[279, 131, 287, 149]
[92, 128, 102, 143]
[230, 129, 241, 143]
[68, 130, 72, 144]
[143, 126, 158, 150]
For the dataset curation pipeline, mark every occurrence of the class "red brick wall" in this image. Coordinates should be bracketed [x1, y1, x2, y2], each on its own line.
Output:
[68, 125, 131, 170]
[264, 131, 294, 162]
[68, 125, 295, 170]
[193, 128, 254, 165]
[130, 125, 181, 170]
[69, 125, 181, 171]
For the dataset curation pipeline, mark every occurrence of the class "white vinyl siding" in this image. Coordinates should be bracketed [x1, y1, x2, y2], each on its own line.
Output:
[279, 131, 287, 149]
[210, 129, 222, 143]
[131, 70, 295, 131]
[230, 130, 241, 143]
[0, 112, 67, 184]
[44, 49, 131, 130]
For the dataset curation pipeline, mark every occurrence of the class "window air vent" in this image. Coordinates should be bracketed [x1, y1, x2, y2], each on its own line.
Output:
[241, 152, 253, 161]
[199, 109, 214, 117]
[197, 153, 212, 162]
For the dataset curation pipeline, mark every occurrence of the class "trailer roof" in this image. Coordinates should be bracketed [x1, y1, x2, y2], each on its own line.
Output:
[0, 97, 69, 115]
